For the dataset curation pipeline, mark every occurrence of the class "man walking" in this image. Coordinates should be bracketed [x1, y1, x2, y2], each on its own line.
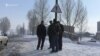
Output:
[36, 21, 46, 50]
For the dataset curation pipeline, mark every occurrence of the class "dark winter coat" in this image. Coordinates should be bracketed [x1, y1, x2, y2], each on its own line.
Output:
[59, 24, 64, 36]
[52, 22, 61, 36]
[37, 24, 46, 38]
[47, 24, 53, 37]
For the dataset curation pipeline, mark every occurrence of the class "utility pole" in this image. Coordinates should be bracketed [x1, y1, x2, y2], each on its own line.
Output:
[55, 0, 58, 21]
[51, 0, 62, 20]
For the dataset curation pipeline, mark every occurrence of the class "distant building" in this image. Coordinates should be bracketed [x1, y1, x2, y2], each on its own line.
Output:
[97, 21, 100, 31]
[96, 21, 100, 40]
[64, 25, 74, 33]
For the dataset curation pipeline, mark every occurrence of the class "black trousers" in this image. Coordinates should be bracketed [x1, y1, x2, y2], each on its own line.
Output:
[48, 35, 52, 48]
[58, 35, 63, 50]
[37, 36, 45, 50]
[51, 35, 59, 51]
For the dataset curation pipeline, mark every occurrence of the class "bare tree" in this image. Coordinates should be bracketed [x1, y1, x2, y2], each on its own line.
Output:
[72, 0, 87, 27]
[16, 25, 21, 35]
[77, 8, 87, 41]
[16, 24, 25, 36]
[0, 17, 10, 35]
[61, 0, 87, 32]
[74, 0, 87, 41]
[27, 0, 49, 34]
[60, 0, 87, 41]
[34, 0, 49, 22]
[27, 10, 38, 34]
[21, 23, 25, 35]
[61, 0, 75, 26]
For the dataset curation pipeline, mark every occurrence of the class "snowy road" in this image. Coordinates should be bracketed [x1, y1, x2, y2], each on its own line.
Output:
[0, 35, 100, 56]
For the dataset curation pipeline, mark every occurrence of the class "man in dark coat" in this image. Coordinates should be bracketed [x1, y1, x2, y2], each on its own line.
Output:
[58, 22, 64, 51]
[51, 19, 61, 53]
[36, 21, 46, 50]
[47, 21, 53, 49]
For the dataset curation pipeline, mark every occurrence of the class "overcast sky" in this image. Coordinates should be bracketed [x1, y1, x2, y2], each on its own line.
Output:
[0, 0, 100, 33]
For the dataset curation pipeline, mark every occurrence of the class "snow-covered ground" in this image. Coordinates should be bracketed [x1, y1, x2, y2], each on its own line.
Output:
[81, 37, 92, 42]
[20, 36, 100, 56]
[1, 35, 100, 56]
[19, 39, 100, 56]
